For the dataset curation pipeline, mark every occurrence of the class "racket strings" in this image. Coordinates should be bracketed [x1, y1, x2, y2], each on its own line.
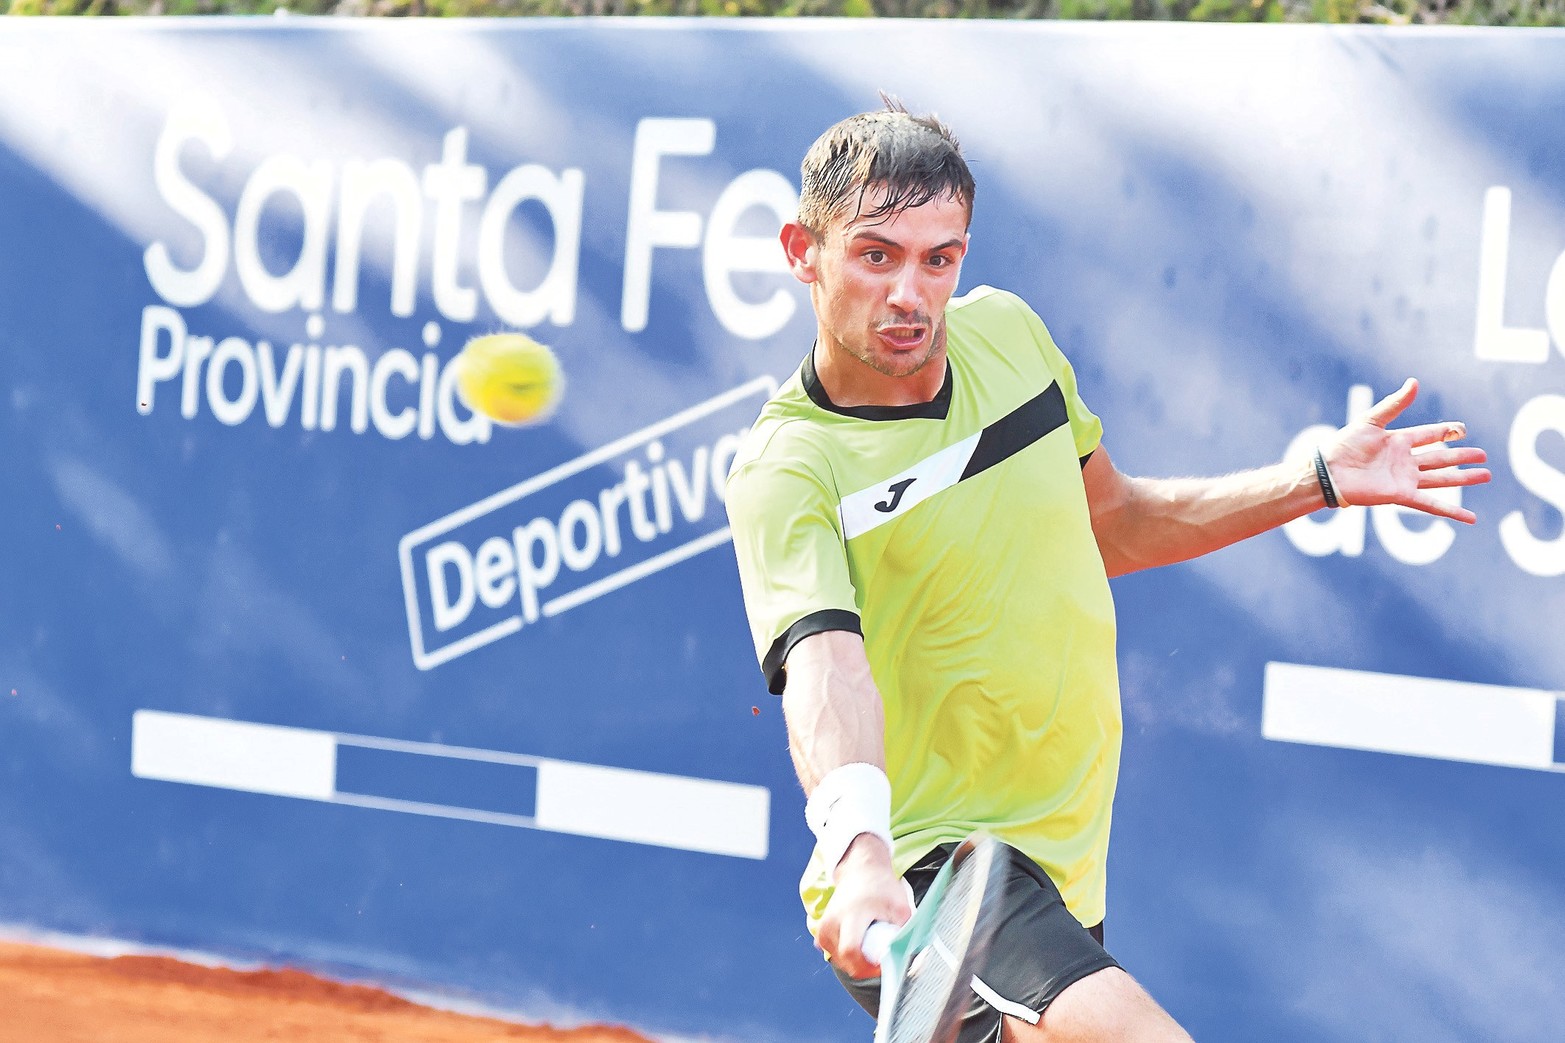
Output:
[884, 856, 982, 1043]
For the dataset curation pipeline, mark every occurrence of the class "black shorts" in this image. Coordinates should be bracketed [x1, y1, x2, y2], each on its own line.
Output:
[832, 842, 1120, 1042]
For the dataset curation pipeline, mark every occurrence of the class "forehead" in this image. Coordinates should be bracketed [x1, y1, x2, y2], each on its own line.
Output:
[828, 186, 969, 246]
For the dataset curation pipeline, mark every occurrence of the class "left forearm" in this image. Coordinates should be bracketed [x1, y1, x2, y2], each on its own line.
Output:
[1084, 379, 1489, 577]
[1092, 457, 1324, 577]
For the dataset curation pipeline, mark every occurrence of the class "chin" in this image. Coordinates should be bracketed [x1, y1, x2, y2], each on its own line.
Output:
[870, 333, 943, 378]
[878, 353, 935, 378]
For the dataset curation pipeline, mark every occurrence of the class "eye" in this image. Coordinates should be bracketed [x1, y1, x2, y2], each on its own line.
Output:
[864, 249, 888, 264]
[928, 253, 954, 269]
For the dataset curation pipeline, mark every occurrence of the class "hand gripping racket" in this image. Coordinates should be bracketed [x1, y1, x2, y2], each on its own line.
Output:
[861, 833, 1008, 1043]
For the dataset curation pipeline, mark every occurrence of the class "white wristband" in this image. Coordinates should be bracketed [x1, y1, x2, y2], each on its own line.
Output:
[804, 762, 893, 881]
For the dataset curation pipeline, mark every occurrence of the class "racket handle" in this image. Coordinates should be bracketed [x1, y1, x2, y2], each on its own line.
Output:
[862, 920, 898, 966]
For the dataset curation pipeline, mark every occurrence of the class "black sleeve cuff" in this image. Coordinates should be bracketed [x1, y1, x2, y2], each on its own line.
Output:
[762, 609, 863, 695]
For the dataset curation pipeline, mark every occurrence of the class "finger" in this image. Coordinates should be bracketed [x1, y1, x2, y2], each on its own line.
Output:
[832, 934, 874, 980]
[1417, 466, 1492, 489]
[816, 921, 841, 964]
[1363, 377, 1417, 428]
[1402, 420, 1469, 448]
[1401, 492, 1478, 524]
[1414, 446, 1488, 469]
[836, 949, 876, 981]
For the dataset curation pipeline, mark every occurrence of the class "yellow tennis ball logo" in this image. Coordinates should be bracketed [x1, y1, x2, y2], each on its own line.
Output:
[454, 333, 564, 427]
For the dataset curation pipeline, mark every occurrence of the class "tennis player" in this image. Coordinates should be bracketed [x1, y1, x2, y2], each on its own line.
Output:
[725, 100, 1490, 1042]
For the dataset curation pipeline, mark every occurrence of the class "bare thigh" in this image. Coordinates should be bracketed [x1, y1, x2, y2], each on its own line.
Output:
[1001, 966, 1194, 1043]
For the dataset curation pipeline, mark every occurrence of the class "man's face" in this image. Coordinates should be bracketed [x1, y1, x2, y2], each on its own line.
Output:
[799, 189, 969, 379]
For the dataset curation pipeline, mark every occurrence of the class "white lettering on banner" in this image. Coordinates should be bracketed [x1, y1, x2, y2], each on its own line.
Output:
[234, 153, 334, 314]
[424, 127, 486, 323]
[143, 100, 233, 308]
[1475, 186, 1565, 363]
[1470, 187, 1565, 577]
[142, 103, 797, 337]
[622, 119, 713, 335]
[136, 104, 803, 443]
[1499, 394, 1565, 577]
[622, 118, 798, 339]
[479, 163, 585, 328]
[143, 108, 590, 327]
[399, 378, 773, 670]
[333, 158, 423, 318]
[135, 306, 489, 444]
[703, 168, 803, 339]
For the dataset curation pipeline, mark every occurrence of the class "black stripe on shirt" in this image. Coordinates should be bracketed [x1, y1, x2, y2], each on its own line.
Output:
[958, 380, 1070, 482]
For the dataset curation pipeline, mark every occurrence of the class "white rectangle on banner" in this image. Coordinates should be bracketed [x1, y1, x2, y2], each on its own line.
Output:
[535, 759, 770, 860]
[131, 710, 337, 800]
[1262, 662, 1559, 771]
[131, 711, 771, 859]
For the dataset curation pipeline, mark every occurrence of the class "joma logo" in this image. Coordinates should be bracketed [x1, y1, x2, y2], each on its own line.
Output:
[874, 478, 916, 513]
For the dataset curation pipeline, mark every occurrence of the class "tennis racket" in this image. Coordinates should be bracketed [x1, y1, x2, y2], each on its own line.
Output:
[861, 833, 1008, 1043]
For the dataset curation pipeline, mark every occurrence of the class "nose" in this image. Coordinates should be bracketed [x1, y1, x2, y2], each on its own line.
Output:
[886, 264, 921, 314]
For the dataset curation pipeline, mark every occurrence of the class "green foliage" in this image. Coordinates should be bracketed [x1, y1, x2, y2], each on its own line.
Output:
[4, 0, 1562, 29]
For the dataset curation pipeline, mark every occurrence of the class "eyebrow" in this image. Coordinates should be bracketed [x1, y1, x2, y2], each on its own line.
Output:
[848, 231, 965, 253]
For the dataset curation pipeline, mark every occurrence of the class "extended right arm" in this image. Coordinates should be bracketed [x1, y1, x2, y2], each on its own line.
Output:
[784, 630, 911, 980]
[724, 452, 912, 976]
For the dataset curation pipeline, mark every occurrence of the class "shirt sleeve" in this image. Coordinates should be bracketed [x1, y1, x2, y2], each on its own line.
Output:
[725, 451, 861, 695]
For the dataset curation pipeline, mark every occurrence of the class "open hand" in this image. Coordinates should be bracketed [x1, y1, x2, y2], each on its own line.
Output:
[1322, 378, 1491, 524]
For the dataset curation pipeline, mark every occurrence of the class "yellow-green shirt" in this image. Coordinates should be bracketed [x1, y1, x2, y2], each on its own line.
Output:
[726, 285, 1121, 933]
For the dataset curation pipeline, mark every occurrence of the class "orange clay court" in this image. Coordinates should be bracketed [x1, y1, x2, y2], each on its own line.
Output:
[0, 940, 652, 1043]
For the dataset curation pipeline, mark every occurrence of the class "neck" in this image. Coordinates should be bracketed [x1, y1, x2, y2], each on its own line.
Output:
[812, 332, 948, 409]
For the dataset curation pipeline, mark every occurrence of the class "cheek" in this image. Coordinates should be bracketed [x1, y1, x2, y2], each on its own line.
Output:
[824, 274, 875, 318]
[928, 271, 963, 304]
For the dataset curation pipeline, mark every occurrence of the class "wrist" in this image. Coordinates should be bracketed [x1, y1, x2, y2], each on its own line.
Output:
[804, 762, 893, 882]
[1313, 446, 1348, 509]
[837, 831, 895, 874]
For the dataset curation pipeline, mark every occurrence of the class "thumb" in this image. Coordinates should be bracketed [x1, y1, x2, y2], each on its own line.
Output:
[1362, 377, 1417, 429]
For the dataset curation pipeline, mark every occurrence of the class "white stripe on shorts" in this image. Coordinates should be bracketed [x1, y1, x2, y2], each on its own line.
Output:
[970, 973, 1042, 1025]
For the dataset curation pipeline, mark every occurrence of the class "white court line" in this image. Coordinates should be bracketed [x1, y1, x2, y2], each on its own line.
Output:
[1262, 662, 1562, 772]
[132, 710, 770, 859]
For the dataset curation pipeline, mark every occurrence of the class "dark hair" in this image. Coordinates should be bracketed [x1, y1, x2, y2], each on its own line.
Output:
[797, 94, 975, 236]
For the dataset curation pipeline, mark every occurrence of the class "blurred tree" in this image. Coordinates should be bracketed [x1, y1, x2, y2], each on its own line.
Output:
[5, 0, 1562, 32]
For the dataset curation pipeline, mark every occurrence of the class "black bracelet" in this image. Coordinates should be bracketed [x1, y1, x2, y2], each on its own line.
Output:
[1313, 447, 1340, 509]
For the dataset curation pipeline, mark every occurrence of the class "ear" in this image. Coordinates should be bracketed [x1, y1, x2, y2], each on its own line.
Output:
[779, 221, 819, 285]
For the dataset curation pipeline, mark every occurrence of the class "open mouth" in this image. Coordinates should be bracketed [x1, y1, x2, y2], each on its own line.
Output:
[876, 324, 927, 349]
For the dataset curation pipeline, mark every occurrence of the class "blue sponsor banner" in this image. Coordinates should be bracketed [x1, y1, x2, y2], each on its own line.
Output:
[1, 19, 1563, 1043]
